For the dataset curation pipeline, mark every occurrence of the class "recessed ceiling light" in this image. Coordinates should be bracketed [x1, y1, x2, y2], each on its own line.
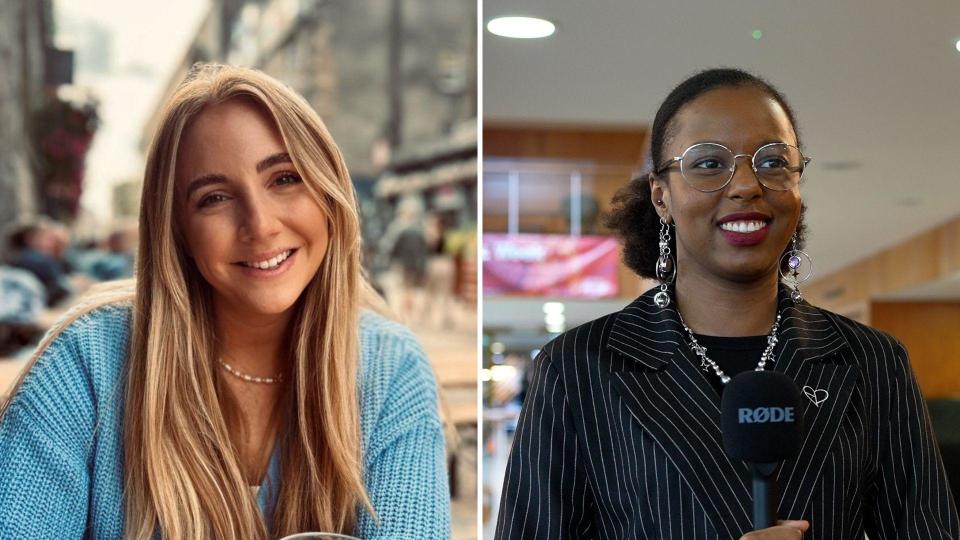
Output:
[955, 39, 960, 53]
[487, 16, 556, 39]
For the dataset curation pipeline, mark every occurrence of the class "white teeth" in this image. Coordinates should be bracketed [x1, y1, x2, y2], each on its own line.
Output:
[243, 250, 291, 269]
[720, 220, 767, 233]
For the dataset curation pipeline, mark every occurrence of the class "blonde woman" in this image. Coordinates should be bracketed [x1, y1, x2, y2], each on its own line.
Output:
[0, 64, 449, 539]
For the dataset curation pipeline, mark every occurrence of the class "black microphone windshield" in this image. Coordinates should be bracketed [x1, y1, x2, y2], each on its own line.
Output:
[720, 371, 804, 463]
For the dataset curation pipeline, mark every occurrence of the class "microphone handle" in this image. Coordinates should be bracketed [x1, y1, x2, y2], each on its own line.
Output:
[751, 462, 779, 529]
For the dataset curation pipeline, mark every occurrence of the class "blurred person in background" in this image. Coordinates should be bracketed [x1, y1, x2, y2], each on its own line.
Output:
[5, 218, 73, 306]
[379, 195, 429, 320]
[0, 64, 449, 539]
[63, 221, 137, 282]
[495, 68, 959, 539]
[45, 221, 72, 271]
[0, 265, 46, 357]
[424, 213, 458, 329]
[88, 225, 137, 281]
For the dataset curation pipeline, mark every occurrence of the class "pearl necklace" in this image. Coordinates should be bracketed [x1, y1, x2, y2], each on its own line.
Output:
[216, 358, 284, 384]
[677, 311, 782, 385]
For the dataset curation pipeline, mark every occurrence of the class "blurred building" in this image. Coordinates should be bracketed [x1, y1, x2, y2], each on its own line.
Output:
[140, 0, 477, 303]
[142, 0, 476, 180]
[0, 0, 55, 234]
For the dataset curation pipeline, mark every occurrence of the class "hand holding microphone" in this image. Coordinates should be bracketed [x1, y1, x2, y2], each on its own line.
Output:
[721, 371, 807, 535]
[739, 520, 810, 539]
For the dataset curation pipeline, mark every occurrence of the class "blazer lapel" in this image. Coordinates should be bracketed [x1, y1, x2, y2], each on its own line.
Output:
[768, 295, 859, 518]
[606, 287, 859, 534]
[607, 291, 754, 538]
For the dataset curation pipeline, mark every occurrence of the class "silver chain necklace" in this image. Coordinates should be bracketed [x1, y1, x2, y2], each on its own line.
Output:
[677, 311, 782, 385]
[216, 358, 284, 384]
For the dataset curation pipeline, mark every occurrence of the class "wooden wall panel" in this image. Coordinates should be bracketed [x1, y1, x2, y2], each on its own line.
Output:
[940, 218, 960, 275]
[871, 301, 960, 398]
[484, 123, 647, 163]
[870, 233, 942, 294]
[807, 214, 960, 316]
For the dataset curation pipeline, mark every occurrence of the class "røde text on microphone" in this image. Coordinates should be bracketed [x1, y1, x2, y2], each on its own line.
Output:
[738, 406, 795, 424]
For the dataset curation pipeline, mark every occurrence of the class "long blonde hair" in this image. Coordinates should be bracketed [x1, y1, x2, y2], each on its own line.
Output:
[5, 64, 385, 538]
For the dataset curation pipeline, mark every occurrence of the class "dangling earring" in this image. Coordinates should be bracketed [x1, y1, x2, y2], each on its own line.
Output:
[780, 233, 813, 302]
[654, 217, 676, 308]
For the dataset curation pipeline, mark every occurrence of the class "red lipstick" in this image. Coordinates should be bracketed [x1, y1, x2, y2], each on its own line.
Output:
[716, 212, 771, 247]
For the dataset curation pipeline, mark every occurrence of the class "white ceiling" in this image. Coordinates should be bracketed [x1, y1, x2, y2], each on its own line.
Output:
[483, 0, 960, 280]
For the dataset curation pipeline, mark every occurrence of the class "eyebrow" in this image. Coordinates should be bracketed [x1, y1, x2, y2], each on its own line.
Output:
[255, 152, 293, 173]
[699, 139, 795, 149]
[184, 152, 294, 199]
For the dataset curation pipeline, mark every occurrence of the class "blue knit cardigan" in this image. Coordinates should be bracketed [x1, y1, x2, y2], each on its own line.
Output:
[0, 304, 451, 538]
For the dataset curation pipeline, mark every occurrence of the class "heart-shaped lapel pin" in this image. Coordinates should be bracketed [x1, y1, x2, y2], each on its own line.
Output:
[802, 385, 829, 407]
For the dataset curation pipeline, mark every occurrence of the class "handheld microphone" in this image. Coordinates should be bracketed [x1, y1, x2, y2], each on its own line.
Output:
[720, 371, 804, 529]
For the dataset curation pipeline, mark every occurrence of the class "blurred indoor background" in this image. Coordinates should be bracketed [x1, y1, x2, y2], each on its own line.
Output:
[0, 1, 477, 537]
[480, 1, 960, 537]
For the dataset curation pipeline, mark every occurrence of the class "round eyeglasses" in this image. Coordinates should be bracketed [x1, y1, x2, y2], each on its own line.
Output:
[654, 142, 811, 192]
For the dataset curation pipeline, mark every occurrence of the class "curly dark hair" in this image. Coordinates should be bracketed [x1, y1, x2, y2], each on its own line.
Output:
[605, 67, 808, 279]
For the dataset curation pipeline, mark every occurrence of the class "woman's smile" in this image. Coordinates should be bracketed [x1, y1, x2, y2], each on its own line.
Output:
[717, 211, 772, 247]
[234, 247, 299, 278]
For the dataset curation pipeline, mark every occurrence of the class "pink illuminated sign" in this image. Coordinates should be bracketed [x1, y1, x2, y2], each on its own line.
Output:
[482, 234, 620, 298]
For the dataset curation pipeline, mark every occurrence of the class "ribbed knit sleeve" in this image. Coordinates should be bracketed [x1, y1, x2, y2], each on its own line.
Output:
[355, 313, 451, 539]
[0, 315, 108, 538]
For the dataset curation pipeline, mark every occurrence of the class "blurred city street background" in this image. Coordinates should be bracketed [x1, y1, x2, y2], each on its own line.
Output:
[0, 1, 477, 537]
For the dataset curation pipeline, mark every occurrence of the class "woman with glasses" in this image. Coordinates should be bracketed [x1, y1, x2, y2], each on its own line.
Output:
[0, 64, 449, 539]
[495, 68, 959, 539]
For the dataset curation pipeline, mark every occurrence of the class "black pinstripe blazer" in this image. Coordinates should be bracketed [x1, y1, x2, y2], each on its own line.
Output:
[495, 287, 960, 539]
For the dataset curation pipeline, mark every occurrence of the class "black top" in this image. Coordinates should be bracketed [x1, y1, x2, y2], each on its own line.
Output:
[690, 333, 768, 396]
